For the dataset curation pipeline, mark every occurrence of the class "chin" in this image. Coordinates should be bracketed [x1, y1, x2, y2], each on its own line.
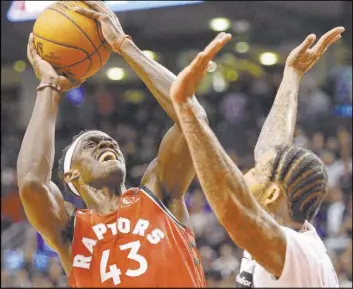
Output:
[106, 162, 126, 182]
[93, 161, 126, 188]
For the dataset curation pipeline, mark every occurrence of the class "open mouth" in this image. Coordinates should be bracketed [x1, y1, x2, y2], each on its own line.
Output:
[97, 151, 117, 162]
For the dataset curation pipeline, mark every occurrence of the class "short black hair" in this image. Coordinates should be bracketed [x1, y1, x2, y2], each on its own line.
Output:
[57, 130, 94, 192]
[270, 144, 328, 223]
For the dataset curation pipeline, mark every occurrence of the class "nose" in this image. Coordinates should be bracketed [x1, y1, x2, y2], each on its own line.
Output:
[98, 140, 114, 150]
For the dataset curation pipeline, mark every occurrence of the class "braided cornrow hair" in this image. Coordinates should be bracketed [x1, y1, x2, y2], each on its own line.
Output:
[270, 144, 328, 223]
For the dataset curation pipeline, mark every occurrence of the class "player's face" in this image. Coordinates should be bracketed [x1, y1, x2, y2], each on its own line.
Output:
[72, 132, 126, 190]
[244, 167, 270, 205]
[243, 150, 277, 206]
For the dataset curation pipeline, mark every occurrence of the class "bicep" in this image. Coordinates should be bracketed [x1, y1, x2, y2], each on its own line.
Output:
[19, 181, 70, 251]
[221, 195, 287, 278]
[141, 124, 195, 199]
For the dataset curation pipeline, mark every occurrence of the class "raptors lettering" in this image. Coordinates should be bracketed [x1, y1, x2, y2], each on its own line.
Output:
[72, 217, 165, 270]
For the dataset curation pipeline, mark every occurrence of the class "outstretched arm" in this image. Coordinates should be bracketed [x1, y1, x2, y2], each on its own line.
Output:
[170, 29, 344, 277]
[254, 27, 344, 163]
[17, 34, 81, 274]
[170, 32, 286, 277]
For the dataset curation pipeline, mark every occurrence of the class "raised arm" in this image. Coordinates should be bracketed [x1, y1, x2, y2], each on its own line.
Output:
[17, 34, 81, 273]
[254, 27, 345, 163]
[169, 32, 288, 277]
[75, 2, 206, 210]
[74, 1, 204, 124]
[170, 30, 344, 277]
[119, 38, 207, 208]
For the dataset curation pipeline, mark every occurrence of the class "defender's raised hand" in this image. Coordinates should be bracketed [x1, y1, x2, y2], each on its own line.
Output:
[73, 1, 127, 54]
[170, 32, 232, 103]
[286, 27, 345, 76]
[27, 33, 84, 92]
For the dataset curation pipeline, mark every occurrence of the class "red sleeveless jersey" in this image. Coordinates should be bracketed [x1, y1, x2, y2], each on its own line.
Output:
[68, 187, 206, 287]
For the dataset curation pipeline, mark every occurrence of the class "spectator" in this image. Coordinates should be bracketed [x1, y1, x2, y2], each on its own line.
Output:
[212, 244, 239, 279]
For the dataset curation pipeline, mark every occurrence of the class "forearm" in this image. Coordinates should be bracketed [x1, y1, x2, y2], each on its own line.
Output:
[174, 100, 286, 273]
[120, 39, 203, 123]
[174, 100, 259, 220]
[254, 67, 301, 162]
[17, 87, 60, 185]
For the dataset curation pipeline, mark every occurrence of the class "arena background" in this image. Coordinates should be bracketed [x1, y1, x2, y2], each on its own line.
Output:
[1, 1, 352, 287]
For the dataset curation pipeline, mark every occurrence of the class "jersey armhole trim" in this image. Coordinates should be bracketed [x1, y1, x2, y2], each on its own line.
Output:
[140, 186, 187, 230]
[67, 208, 79, 283]
[72, 208, 77, 232]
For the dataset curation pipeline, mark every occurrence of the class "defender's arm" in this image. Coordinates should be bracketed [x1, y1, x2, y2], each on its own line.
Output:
[170, 33, 287, 277]
[254, 67, 300, 162]
[254, 28, 344, 162]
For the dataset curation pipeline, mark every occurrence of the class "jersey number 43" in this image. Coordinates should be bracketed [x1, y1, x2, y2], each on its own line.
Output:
[101, 240, 147, 285]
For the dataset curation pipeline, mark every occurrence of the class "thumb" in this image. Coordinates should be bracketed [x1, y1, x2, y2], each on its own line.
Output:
[58, 76, 85, 92]
[296, 34, 316, 54]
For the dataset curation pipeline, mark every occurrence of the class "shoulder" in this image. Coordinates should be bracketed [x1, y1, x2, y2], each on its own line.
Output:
[275, 224, 329, 281]
[281, 225, 322, 260]
[282, 223, 326, 254]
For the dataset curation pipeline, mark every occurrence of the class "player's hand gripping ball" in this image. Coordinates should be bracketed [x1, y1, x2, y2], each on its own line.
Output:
[33, 1, 110, 81]
[27, 33, 84, 92]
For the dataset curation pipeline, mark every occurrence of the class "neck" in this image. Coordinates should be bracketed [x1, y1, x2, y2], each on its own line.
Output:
[267, 193, 304, 231]
[80, 184, 127, 214]
[272, 212, 304, 231]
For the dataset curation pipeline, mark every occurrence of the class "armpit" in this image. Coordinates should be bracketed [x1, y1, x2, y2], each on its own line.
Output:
[61, 204, 77, 244]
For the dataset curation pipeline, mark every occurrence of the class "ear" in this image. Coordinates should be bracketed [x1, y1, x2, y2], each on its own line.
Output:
[263, 182, 283, 206]
[63, 169, 80, 183]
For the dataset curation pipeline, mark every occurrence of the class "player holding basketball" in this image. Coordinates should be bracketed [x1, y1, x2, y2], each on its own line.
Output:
[17, 2, 206, 287]
[169, 27, 344, 287]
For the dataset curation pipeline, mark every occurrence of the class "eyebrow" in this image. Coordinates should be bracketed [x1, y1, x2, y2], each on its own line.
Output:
[81, 135, 116, 145]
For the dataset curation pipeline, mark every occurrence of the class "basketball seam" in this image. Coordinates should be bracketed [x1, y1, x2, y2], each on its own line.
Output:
[47, 7, 103, 68]
[33, 33, 92, 79]
[95, 20, 104, 43]
[54, 41, 106, 70]
[95, 20, 110, 55]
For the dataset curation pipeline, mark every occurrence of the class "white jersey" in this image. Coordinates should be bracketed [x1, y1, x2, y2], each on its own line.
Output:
[235, 222, 339, 287]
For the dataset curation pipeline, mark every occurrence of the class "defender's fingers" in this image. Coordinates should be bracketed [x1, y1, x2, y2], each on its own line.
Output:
[296, 34, 316, 54]
[203, 33, 232, 60]
[312, 27, 344, 55]
[320, 34, 342, 54]
[191, 33, 232, 72]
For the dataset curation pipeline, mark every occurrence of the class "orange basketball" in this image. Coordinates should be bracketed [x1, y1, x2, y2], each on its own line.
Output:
[33, 1, 110, 81]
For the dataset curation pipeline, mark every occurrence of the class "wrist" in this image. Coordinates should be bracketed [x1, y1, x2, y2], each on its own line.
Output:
[41, 75, 59, 84]
[37, 77, 61, 94]
[36, 86, 61, 107]
[283, 66, 302, 84]
[113, 35, 132, 55]
[119, 37, 134, 56]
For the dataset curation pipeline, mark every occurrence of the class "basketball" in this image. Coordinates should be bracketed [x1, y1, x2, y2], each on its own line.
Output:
[33, 1, 110, 81]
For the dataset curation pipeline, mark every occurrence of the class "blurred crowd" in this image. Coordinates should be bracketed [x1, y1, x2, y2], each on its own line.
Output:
[1, 52, 352, 287]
